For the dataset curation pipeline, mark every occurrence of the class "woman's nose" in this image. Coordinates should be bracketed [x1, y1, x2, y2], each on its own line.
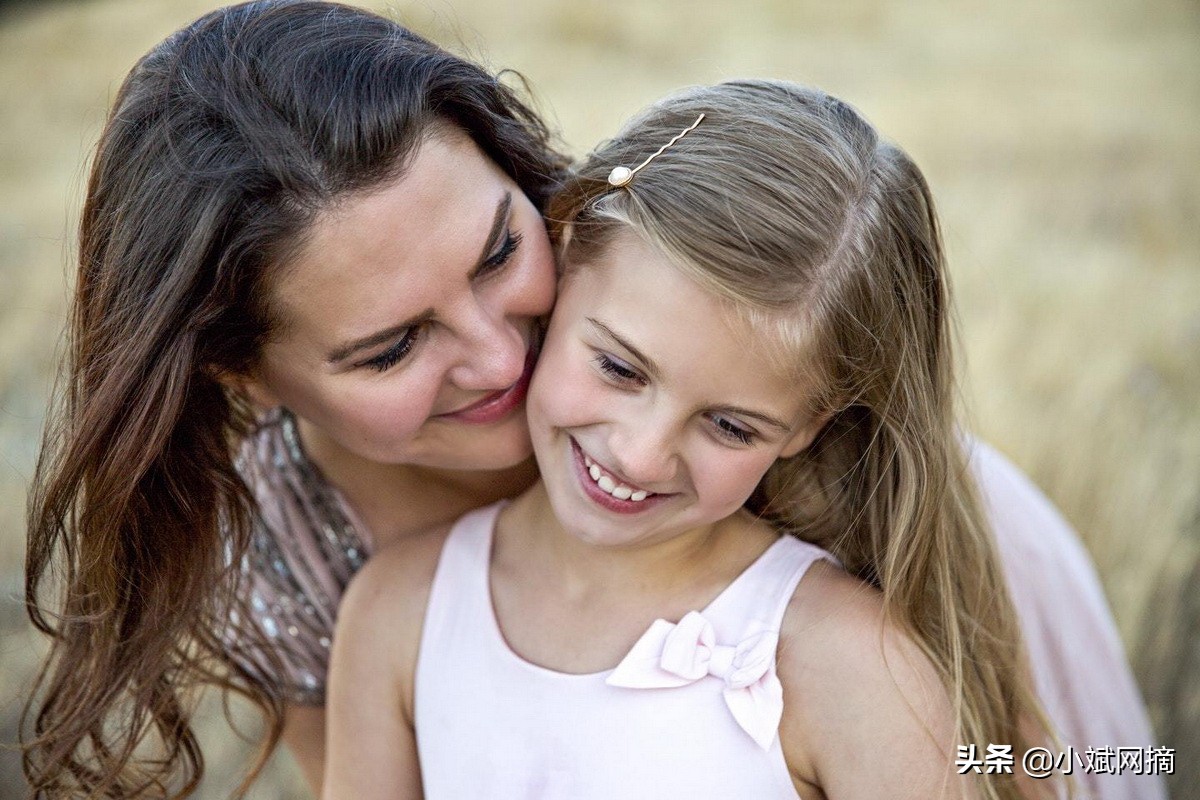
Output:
[446, 303, 527, 391]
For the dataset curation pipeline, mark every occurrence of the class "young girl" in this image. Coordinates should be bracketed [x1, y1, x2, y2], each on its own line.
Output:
[323, 81, 1059, 799]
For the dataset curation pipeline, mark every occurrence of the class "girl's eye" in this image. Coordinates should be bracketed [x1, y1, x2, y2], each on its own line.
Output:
[477, 229, 524, 278]
[358, 326, 422, 372]
[593, 353, 646, 386]
[710, 415, 755, 445]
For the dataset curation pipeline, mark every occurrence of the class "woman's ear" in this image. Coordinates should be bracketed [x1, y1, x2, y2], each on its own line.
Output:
[206, 365, 280, 411]
[780, 411, 833, 459]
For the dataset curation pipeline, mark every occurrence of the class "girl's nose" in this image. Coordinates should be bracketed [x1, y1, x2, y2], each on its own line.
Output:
[608, 418, 680, 490]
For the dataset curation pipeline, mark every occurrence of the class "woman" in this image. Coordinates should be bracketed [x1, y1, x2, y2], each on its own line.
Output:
[23, 1, 565, 795]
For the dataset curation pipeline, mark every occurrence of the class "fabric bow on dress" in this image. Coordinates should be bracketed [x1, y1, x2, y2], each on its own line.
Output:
[606, 610, 784, 750]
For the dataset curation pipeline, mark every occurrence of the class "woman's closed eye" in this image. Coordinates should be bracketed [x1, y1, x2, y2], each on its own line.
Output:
[475, 229, 523, 279]
[357, 326, 424, 372]
[355, 229, 523, 374]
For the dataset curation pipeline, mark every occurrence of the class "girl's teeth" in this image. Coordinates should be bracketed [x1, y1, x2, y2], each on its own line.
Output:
[581, 446, 652, 502]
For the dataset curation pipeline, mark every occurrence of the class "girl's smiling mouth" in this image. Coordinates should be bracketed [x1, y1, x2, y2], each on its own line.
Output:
[569, 437, 673, 514]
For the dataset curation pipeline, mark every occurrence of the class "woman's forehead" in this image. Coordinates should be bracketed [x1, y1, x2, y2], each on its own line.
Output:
[269, 133, 514, 346]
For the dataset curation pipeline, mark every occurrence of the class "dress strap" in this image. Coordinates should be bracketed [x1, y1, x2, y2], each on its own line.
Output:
[705, 535, 837, 635]
[419, 502, 507, 661]
[440, 501, 504, 572]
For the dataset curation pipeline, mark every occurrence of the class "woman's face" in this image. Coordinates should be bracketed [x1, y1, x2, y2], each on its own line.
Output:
[527, 230, 825, 549]
[248, 129, 556, 472]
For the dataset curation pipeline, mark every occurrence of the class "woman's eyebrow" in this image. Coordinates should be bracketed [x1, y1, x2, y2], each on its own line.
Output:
[327, 310, 434, 364]
[325, 192, 512, 365]
[470, 191, 512, 277]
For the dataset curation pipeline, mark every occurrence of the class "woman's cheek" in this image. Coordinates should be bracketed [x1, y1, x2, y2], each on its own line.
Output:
[332, 380, 436, 451]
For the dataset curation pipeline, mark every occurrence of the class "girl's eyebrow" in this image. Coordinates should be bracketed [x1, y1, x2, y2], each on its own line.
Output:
[586, 317, 661, 378]
[326, 192, 512, 364]
[712, 405, 793, 434]
[586, 316, 795, 435]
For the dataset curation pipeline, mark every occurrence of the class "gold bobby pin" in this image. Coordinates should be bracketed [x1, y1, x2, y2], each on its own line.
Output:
[607, 113, 706, 188]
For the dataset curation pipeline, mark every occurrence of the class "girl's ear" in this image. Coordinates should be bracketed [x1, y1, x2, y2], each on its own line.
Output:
[780, 412, 833, 459]
[553, 222, 573, 279]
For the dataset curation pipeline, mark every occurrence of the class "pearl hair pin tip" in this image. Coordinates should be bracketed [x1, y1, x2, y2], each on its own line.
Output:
[606, 113, 705, 188]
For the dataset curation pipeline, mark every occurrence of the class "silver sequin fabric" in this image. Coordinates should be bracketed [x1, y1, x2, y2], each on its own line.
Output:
[230, 408, 372, 705]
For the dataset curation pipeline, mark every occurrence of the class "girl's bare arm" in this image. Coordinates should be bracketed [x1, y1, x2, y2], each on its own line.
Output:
[777, 561, 974, 799]
[321, 529, 449, 800]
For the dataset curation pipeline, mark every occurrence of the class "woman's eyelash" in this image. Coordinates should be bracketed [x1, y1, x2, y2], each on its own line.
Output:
[594, 353, 644, 384]
[356, 229, 519, 374]
[360, 327, 420, 372]
[479, 229, 523, 275]
[712, 416, 754, 445]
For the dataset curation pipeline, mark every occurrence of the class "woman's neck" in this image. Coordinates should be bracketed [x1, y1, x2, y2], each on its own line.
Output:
[295, 415, 539, 550]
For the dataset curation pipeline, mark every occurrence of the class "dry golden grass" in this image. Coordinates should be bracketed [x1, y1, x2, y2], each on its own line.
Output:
[1, 0, 1196, 796]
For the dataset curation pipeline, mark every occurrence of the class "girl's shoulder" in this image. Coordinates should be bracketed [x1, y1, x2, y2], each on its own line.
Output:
[775, 563, 961, 796]
[776, 559, 901, 686]
[340, 523, 452, 639]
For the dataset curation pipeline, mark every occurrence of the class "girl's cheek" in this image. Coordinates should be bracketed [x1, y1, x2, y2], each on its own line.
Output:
[528, 334, 601, 428]
[532, 361, 601, 430]
[692, 450, 777, 516]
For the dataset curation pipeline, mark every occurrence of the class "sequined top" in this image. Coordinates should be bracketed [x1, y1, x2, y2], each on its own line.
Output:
[232, 408, 373, 705]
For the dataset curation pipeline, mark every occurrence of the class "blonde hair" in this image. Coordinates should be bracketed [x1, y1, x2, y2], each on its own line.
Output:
[549, 79, 1058, 800]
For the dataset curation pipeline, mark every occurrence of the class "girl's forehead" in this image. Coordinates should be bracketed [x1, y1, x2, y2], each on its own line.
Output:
[565, 228, 814, 364]
[559, 231, 817, 420]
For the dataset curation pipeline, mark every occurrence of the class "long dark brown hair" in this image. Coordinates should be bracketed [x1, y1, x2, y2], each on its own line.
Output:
[22, 1, 565, 796]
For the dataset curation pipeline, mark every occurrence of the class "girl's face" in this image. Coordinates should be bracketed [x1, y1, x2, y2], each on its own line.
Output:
[245, 129, 556, 472]
[527, 229, 824, 549]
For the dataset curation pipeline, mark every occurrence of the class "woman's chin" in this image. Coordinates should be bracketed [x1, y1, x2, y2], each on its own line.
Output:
[415, 426, 535, 474]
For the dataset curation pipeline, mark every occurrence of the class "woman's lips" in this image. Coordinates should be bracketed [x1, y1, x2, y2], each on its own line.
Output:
[436, 344, 537, 425]
[569, 437, 671, 515]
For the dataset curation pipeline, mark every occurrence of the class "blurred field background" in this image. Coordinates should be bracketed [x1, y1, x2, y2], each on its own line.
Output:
[1, 0, 1197, 796]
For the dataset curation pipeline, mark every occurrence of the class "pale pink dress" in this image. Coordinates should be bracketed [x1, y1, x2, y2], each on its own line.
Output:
[966, 439, 1166, 799]
[415, 502, 833, 798]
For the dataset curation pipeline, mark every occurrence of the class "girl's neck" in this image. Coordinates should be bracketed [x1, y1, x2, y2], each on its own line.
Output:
[488, 483, 781, 676]
[295, 416, 539, 550]
[499, 482, 760, 603]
